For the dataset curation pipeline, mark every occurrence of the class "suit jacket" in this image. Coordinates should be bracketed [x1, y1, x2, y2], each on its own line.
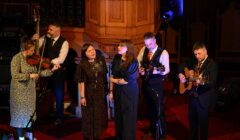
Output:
[191, 57, 218, 108]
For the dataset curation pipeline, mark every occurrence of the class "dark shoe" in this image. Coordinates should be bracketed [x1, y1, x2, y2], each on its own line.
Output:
[54, 118, 62, 126]
[83, 136, 90, 140]
[93, 137, 100, 140]
[66, 104, 76, 114]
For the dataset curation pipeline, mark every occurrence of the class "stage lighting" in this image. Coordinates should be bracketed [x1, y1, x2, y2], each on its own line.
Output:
[162, 10, 174, 20]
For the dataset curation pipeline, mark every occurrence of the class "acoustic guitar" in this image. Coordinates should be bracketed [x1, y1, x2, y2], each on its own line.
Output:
[179, 67, 207, 94]
[179, 67, 192, 94]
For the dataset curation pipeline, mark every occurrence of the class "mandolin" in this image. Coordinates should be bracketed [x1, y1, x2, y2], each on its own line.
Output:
[141, 62, 165, 80]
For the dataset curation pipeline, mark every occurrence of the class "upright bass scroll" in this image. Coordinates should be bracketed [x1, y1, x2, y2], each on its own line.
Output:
[27, 5, 52, 70]
[33, 4, 40, 55]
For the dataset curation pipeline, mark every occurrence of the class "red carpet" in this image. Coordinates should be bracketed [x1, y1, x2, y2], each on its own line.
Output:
[1, 94, 240, 140]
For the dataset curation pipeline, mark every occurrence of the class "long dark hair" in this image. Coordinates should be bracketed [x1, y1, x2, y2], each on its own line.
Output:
[119, 40, 136, 68]
[81, 43, 94, 61]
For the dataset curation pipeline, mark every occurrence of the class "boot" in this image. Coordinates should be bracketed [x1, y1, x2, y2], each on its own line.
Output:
[18, 137, 25, 140]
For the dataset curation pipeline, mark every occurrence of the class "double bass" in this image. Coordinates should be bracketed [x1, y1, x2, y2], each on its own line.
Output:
[30, 5, 53, 119]
[27, 5, 51, 70]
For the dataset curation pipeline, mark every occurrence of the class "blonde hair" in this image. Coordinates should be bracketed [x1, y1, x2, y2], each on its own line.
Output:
[22, 39, 35, 51]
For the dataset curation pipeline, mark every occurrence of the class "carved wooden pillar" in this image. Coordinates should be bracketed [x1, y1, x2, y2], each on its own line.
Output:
[85, 0, 160, 57]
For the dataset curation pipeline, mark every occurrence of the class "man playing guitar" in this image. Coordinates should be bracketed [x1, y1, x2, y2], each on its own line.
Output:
[178, 42, 218, 140]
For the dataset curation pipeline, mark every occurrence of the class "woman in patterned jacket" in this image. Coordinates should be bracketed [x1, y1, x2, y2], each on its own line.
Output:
[10, 39, 59, 140]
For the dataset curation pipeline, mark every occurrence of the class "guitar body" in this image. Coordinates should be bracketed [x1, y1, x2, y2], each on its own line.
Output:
[179, 67, 192, 94]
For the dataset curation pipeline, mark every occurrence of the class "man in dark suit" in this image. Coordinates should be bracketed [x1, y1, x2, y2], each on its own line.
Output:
[178, 42, 218, 140]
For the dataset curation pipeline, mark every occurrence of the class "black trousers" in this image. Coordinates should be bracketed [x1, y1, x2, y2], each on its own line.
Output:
[142, 78, 166, 137]
[48, 69, 65, 119]
[189, 97, 208, 140]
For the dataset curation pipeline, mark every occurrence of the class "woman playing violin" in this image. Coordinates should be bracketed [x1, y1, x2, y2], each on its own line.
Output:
[10, 39, 59, 140]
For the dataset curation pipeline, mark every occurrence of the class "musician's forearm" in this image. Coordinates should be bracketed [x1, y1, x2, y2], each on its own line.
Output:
[110, 77, 127, 85]
[79, 82, 85, 98]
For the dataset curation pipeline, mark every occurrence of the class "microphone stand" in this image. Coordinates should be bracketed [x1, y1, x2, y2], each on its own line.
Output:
[155, 93, 163, 140]
[151, 88, 163, 140]
[25, 87, 50, 140]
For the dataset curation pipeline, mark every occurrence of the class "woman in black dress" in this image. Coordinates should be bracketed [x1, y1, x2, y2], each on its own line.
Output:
[109, 40, 139, 140]
[75, 43, 108, 140]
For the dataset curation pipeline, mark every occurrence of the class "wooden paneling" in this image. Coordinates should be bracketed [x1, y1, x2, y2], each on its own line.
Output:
[106, 1, 127, 26]
[61, 27, 85, 56]
[86, 0, 100, 24]
[136, 0, 151, 25]
[86, 0, 157, 35]
[85, 0, 159, 57]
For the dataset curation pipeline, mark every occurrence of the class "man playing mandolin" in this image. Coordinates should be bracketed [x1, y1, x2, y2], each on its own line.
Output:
[178, 42, 218, 140]
[138, 32, 170, 139]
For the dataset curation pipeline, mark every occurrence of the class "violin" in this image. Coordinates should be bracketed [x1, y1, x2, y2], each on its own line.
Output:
[27, 55, 52, 69]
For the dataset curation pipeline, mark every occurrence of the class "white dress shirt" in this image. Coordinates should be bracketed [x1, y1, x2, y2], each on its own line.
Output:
[137, 46, 170, 76]
[39, 35, 69, 65]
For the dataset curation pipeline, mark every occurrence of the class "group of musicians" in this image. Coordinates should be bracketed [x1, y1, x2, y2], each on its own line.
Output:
[9, 19, 217, 140]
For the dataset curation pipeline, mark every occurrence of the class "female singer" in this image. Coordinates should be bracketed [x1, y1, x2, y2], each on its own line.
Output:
[10, 39, 59, 140]
[75, 43, 108, 140]
[109, 40, 139, 140]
